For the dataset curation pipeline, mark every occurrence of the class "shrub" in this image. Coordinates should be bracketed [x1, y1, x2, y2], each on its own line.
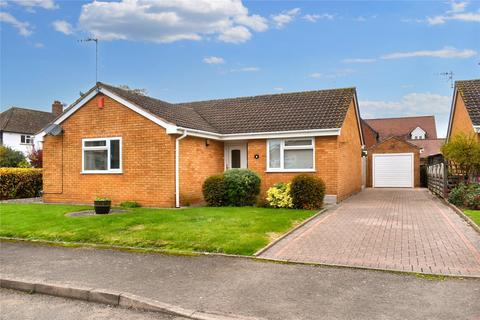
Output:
[290, 174, 326, 210]
[0, 168, 42, 200]
[202, 174, 226, 206]
[27, 148, 43, 168]
[441, 133, 480, 183]
[266, 182, 293, 208]
[223, 169, 261, 206]
[120, 201, 141, 208]
[0, 146, 26, 168]
[449, 183, 480, 209]
[448, 183, 467, 206]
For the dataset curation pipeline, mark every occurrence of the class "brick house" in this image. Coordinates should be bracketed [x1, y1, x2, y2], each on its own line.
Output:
[38, 82, 365, 207]
[446, 79, 480, 141]
[361, 116, 441, 188]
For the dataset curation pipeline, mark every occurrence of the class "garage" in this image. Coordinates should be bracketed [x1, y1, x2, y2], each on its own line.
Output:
[373, 153, 413, 188]
[366, 137, 420, 188]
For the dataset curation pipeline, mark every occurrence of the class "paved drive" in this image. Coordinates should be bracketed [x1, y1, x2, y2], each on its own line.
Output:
[261, 189, 480, 277]
[1, 242, 479, 320]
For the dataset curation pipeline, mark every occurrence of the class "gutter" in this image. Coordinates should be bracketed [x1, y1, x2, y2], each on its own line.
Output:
[175, 130, 188, 208]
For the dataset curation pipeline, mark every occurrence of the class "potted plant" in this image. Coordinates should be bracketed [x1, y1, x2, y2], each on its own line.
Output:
[94, 197, 111, 214]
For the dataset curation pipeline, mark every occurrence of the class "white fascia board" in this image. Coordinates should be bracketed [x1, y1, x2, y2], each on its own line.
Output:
[38, 87, 178, 137]
[446, 87, 458, 140]
[352, 93, 365, 147]
[174, 127, 341, 140]
[474, 125, 480, 133]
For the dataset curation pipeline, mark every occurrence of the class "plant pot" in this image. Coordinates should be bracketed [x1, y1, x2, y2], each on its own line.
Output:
[94, 200, 111, 214]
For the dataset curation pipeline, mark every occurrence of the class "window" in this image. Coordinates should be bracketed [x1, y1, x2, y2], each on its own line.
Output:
[20, 135, 33, 144]
[82, 137, 122, 173]
[267, 138, 314, 172]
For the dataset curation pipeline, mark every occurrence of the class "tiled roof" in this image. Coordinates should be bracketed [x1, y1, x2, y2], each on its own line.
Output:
[0, 107, 56, 134]
[407, 139, 445, 158]
[98, 82, 356, 134]
[456, 79, 480, 126]
[364, 115, 437, 141]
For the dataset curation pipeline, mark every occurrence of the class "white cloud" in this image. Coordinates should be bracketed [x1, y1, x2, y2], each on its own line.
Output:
[273, 87, 284, 91]
[302, 13, 334, 22]
[426, 1, 480, 24]
[356, 16, 367, 22]
[78, 0, 268, 44]
[230, 66, 260, 72]
[342, 58, 377, 64]
[0, 12, 33, 36]
[381, 47, 477, 59]
[449, 1, 468, 13]
[308, 69, 355, 79]
[11, 0, 57, 10]
[271, 8, 300, 28]
[34, 42, 44, 48]
[203, 56, 225, 64]
[52, 20, 73, 35]
[344, 46, 477, 63]
[360, 93, 452, 136]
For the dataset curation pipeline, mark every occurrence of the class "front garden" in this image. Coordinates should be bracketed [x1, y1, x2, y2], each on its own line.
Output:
[0, 169, 325, 255]
[0, 204, 315, 255]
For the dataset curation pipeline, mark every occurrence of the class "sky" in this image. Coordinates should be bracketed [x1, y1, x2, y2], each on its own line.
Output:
[1, 0, 479, 137]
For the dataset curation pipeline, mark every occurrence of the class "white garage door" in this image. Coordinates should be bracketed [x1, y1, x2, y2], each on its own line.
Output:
[373, 153, 413, 188]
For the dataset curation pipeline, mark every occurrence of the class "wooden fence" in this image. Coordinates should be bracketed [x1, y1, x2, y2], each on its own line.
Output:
[427, 160, 479, 198]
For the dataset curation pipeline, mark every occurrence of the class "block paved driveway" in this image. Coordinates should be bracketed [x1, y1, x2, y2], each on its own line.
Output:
[260, 189, 480, 277]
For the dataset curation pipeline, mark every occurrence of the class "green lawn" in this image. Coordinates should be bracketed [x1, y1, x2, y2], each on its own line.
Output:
[463, 210, 480, 226]
[0, 204, 315, 255]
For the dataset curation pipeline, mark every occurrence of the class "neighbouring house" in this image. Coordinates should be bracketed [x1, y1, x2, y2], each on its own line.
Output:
[446, 79, 480, 141]
[38, 82, 365, 207]
[361, 115, 441, 188]
[0, 102, 63, 155]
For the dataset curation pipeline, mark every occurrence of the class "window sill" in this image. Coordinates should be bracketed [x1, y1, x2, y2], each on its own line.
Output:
[266, 169, 316, 173]
[81, 171, 123, 175]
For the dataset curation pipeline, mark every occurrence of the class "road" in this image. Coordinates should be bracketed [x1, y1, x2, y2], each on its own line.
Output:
[0, 289, 188, 320]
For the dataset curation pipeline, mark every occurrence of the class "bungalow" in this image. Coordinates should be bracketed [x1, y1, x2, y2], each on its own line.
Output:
[446, 79, 480, 141]
[39, 83, 365, 208]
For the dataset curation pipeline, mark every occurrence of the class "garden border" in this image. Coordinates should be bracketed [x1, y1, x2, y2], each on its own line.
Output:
[441, 199, 480, 234]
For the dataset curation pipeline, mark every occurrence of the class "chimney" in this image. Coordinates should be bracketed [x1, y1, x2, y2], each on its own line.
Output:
[52, 100, 63, 117]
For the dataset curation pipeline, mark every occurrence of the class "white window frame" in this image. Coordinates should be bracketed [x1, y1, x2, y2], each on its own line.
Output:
[20, 134, 33, 145]
[81, 137, 122, 174]
[266, 138, 315, 172]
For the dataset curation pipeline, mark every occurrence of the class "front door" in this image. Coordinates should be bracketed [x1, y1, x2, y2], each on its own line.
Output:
[225, 142, 247, 169]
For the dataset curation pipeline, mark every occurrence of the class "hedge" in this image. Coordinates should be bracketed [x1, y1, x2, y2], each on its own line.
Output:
[0, 168, 43, 200]
[290, 174, 326, 210]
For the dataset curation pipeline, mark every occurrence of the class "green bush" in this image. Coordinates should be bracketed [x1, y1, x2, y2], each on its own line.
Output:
[203, 169, 261, 207]
[0, 168, 42, 200]
[290, 174, 325, 210]
[0, 146, 26, 168]
[202, 174, 226, 206]
[266, 182, 293, 208]
[448, 183, 468, 206]
[223, 169, 261, 206]
[449, 183, 480, 209]
[120, 201, 141, 208]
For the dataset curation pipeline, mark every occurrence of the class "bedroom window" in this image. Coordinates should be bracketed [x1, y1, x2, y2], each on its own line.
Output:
[20, 135, 33, 144]
[82, 137, 122, 173]
[267, 138, 315, 172]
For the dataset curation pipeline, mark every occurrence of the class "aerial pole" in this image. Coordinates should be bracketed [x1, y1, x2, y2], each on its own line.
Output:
[78, 38, 99, 83]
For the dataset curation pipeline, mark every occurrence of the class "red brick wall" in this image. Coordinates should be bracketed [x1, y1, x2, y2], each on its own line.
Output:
[247, 137, 339, 202]
[450, 93, 479, 141]
[337, 102, 363, 201]
[179, 136, 224, 205]
[366, 138, 420, 188]
[43, 94, 177, 207]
